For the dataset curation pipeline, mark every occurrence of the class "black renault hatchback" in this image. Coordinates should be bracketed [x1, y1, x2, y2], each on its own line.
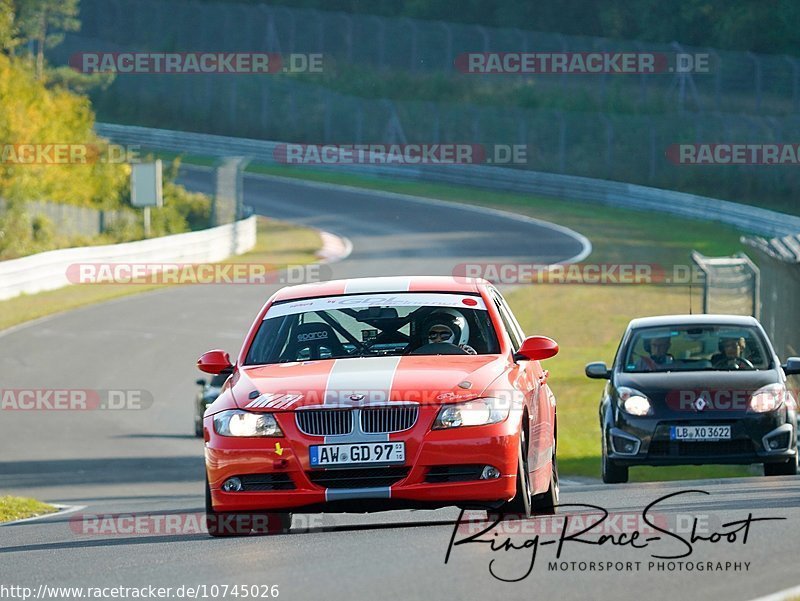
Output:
[586, 314, 800, 483]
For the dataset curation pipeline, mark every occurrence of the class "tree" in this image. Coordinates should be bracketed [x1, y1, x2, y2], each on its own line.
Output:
[0, 0, 17, 54]
[14, 0, 79, 78]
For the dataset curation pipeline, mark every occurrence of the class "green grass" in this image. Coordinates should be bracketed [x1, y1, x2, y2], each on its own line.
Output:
[0, 217, 322, 332]
[0, 496, 57, 522]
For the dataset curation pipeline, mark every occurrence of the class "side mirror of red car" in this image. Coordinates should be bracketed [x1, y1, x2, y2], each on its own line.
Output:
[514, 336, 559, 361]
[197, 349, 234, 375]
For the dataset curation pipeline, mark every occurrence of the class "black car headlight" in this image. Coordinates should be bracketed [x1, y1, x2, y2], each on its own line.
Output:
[748, 384, 786, 413]
[617, 386, 653, 417]
[213, 410, 283, 437]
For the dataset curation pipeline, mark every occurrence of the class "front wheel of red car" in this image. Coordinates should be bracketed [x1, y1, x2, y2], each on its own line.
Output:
[531, 453, 559, 515]
[205, 476, 292, 537]
[488, 429, 532, 521]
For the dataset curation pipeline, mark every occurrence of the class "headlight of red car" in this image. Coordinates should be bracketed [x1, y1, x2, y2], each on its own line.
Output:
[433, 397, 510, 429]
[213, 410, 283, 437]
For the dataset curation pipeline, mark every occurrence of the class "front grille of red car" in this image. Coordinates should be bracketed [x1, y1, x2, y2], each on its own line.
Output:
[239, 473, 296, 491]
[295, 406, 419, 436]
[424, 465, 485, 483]
[360, 405, 419, 433]
[647, 439, 755, 457]
[296, 409, 353, 436]
[308, 467, 410, 489]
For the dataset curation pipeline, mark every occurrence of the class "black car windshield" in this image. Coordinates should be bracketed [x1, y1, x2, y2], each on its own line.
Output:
[244, 293, 500, 365]
[622, 325, 771, 372]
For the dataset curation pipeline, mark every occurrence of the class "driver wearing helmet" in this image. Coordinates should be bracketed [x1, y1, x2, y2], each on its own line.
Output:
[420, 311, 477, 355]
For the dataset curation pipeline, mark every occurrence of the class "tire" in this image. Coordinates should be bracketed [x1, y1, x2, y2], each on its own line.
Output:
[489, 429, 532, 521]
[764, 454, 798, 476]
[531, 452, 559, 515]
[601, 430, 629, 484]
[205, 476, 291, 537]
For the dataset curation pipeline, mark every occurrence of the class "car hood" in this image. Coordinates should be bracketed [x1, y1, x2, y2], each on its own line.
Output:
[232, 355, 509, 411]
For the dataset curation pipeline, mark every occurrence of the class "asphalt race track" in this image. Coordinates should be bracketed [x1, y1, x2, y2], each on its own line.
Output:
[0, 172, 797, 601]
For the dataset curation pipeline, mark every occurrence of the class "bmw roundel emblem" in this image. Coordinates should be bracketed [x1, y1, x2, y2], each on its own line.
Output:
[349, 393, 365, 402]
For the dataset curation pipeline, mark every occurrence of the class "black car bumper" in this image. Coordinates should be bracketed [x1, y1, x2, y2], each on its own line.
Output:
[607, 413, 796, 466]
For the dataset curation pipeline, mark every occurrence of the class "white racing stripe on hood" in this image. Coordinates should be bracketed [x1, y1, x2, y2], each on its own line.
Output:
[323, 356, 401, 444]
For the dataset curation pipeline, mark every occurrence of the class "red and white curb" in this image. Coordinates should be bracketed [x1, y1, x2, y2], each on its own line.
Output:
[316, 230, 353, 264]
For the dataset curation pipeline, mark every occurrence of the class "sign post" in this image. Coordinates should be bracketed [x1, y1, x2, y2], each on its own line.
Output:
[131, 161, 163, 237]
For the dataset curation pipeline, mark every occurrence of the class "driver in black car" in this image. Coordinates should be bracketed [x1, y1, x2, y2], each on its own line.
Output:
[421, 313, 477, 355]
[711, 336, 754, 369]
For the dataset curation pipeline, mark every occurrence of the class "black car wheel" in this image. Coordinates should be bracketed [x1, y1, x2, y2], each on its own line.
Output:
[601, 429, 629, 484]
[489, 428, 532, 520]
[764, 453, 798, 476]
[205, 476, 291, 537]
[531, 451, 559, 514]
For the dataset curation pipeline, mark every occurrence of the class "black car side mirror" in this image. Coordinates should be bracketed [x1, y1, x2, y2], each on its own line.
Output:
[196, 378, 207, 387]
[585, 362, 611, 379]
[782, 357, 800, 376]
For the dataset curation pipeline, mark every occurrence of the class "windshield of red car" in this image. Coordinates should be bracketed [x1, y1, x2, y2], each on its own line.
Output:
[244, 294, 500, 364]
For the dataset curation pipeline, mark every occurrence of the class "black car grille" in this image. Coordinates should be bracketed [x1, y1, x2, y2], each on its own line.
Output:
[296, 406, 419, 436]
[308, 467, 410, 489]
[239, 473, 295, 491]
[425, 465, 485, 483]
[360, 406, 418, 433]
[648, 439, 756, 457]
[296, 409, 353, 436]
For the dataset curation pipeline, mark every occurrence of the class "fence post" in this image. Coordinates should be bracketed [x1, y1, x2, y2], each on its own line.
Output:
[341, 13, 354, 63]
[372, 16, 386, 69]
[441, 22, 453, 70]
[747, 52, 763, 113]
[785, 56, 799, 113]
[403, 18, 419, 71]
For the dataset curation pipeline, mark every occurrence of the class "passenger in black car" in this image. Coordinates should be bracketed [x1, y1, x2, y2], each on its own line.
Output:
[635, 335, 674, 371]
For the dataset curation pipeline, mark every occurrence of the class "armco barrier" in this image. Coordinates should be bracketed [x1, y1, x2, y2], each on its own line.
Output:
[0, 216, 256, 301]
[96, 123, 800, 238]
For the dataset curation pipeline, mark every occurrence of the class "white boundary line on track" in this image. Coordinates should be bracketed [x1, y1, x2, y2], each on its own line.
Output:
[749, 584, 800, 601]
[240, 170, 593, 265]
[1, 503, 86, 526]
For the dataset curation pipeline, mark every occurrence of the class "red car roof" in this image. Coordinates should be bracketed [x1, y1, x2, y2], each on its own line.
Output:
[272, 276, 489, 302]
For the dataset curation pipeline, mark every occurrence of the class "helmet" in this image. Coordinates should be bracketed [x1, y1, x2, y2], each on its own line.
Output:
[422, 309, 470, 347]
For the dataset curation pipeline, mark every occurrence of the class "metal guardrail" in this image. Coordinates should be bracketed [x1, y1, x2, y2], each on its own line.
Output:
[98, 122, 800, 238]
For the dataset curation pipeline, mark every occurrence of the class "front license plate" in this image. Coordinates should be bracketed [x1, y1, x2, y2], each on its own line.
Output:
[670, 425, 731, 440]
[309, 442, 405, 467]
